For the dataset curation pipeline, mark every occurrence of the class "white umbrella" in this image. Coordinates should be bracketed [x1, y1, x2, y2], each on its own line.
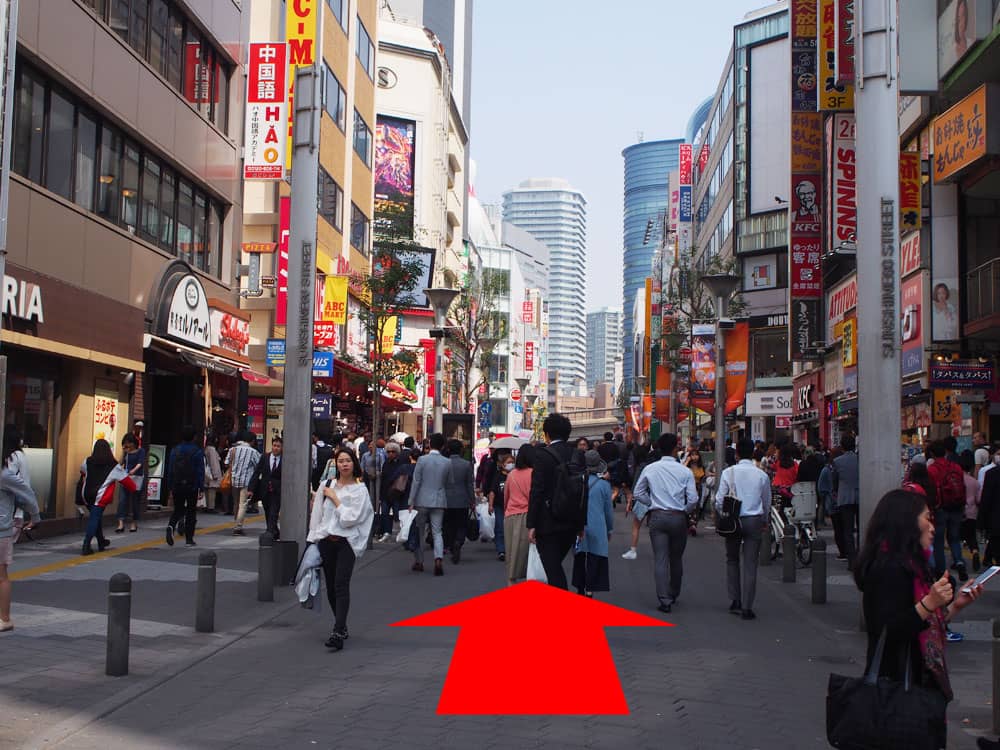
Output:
[390, 431, 409, 443]
[489, 436, 528, 450]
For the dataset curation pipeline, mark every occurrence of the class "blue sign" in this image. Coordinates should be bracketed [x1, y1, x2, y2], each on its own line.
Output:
[266, 339, 286, 367]
[512, 401, 523, 414]
[478, 401, 492, 416]
[312, 352, 334, 378]
[479, 417, 491, 429]
[679, 185, 693, 223]
[311, 394, 332, 420]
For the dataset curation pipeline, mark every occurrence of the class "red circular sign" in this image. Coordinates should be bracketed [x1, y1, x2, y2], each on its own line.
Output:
[510, 389, 522, 402]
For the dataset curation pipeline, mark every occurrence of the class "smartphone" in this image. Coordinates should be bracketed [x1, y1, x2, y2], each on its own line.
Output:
[962, 565, 1000, 594]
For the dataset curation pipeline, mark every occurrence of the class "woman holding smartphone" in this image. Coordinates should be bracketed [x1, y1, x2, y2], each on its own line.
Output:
[307, 448, 374, 651]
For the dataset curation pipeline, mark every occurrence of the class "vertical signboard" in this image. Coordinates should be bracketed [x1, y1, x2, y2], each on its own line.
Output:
[373, 116, 416, 239]
[834, 0, 855, 86]
[831, 114, 856, 247]
[899, 152, 922, 231]
[244, 43, 288, 180]
[819, 0, 854, 110]
[789, 0, 823, 360]
[690, 324, 716, 414]
[525, 341, 535, 372]
[276, 196, 291, 325]
[285, 0, 319, 170]
[901, 272, 925, 377]
[930, 183, 960, 341]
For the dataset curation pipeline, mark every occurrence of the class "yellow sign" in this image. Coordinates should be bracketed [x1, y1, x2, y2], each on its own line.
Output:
[379, 316, 397, 354]
[322, 276, 348, 324]
[840, 317, 857, 367]
[285, 0, 319, 169]
[899, 152, 922, 232]
[818, 0, 854, 111]
[791, 111, 823, 172]
[932, 389, 960, 424]
[933, 84, 991, 183]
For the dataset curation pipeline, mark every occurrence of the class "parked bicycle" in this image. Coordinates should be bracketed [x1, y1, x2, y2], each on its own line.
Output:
[769, 482, 817, 566]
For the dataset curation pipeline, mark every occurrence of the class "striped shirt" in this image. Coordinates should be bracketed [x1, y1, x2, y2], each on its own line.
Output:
[228, 442, 261, 488]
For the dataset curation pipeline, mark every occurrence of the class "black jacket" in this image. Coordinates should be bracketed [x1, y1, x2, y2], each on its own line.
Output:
[980, 466, 1000, 536]
[527, 441, 586, 535]
[249, 453, 282, 500]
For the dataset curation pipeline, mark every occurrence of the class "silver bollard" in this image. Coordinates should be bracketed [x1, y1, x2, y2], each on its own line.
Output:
[760, 521, 772, 567]
[782, 524, 796, 583]
[196, 551, 217, 632]
[258, 532, 275, 602]
[106, 573, 132, 677]
[811, 537, 827, 604]
[993, 619, 1000, 735]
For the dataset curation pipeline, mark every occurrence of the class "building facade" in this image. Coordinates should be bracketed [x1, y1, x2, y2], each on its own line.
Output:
[503, 178, 586, 394]
[586, 306, 622, 394]
[7, 0, 246, 518]
[621, 139, 681, 387]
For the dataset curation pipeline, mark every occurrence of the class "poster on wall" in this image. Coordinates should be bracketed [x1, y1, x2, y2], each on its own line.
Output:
[901, 273, 925, 377]
[265, 398, 285, 446]
[938, 0, 991, 79]
[690, 324, 716, 413]
[373, 116, 416, 239]
[724, 323, 749, 413]
[92, 382, 119, 449]
[247, 397, 266, 438]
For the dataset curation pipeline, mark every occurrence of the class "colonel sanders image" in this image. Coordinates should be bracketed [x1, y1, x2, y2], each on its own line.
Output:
[794, 179, 819, 220]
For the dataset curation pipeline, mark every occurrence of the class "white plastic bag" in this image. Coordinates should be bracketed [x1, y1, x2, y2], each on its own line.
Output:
[527, 543, 547, 583]
[396, 508, 418, 543]
[476, 501, 495, 541]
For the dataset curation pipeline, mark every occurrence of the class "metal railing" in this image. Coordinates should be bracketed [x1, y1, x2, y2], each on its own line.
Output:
[967, 258, 1000, 322]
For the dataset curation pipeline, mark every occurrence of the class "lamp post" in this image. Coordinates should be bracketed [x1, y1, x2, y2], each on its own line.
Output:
[515, 376, 530, 430]
[425, 287, 460, 435]
[524, 393, 538, 432]
[700, 273, 741, 476]
[476, 335, 499, 436]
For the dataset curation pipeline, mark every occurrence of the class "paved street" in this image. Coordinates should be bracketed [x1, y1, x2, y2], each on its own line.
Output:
[2, 509, 999, 749]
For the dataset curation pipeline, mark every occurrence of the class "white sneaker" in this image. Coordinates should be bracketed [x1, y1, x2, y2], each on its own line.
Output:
[622, 549, 637, 560]
[0, 620, 13, 632]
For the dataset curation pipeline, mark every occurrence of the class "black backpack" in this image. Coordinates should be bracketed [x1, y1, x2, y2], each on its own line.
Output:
[171, 447, 198, 493]
[545, 446, 589, 524]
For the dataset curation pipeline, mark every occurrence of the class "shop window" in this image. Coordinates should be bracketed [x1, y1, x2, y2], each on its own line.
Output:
[167, 9, 184, 90]
[489, 398, 508, 427]
[177, 179, 194, 263]
[350, 203, 369, 254]
[752, 332, 791, 381]
[109, 0, 129, 42]
[212, 59, 229, 132]
[489, 354, 509, 383]
[353, 109, 372, 167]
[44, 90, 75, 200]
[198, 44, 214, 120]
[193, 191, 208, 271]
[97, 125, 122, 222]
[74, 111, 98, 211]
[323, 65, 346, 132]
[357, 18, 374, 79]
[129, 0, 149, 58]
[160, 167, 176, 251]
[318, 167, 343, 232]
[139, 156, 160, 242]
[121, 142, 141, 231]
[13, 70, 45, 184]
[149, 0, 169, 76]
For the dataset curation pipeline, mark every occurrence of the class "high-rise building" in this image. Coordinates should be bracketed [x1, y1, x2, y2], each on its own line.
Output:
[503, 179, 587, 393]
[621, 139, 682, 386]
[586, 307, 622, 393]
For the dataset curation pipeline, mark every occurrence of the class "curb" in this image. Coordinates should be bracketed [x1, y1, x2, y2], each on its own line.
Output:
[25, 542, 401, 749]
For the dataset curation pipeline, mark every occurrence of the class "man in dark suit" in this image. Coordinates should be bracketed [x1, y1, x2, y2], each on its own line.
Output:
[249, 437, 283, 539]
[527, 413, 586, 589]
[443, 439, 476, 564]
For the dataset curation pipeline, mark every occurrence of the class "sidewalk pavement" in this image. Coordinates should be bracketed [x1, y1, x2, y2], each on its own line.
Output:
[2, 508, 999, 749]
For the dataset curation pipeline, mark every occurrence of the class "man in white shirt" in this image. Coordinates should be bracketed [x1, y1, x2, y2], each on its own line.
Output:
[633, 433, 699, 613]
[980, 444, 998, 490]
[974, 433, 991, 476]
[716, 438, 772, 620]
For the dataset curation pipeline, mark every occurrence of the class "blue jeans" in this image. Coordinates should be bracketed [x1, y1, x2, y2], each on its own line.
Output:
[84, 505, 107, 550]
[116, 488, 141, 522]
[933, 507, 965, 577]
[493, 503, 505, 554]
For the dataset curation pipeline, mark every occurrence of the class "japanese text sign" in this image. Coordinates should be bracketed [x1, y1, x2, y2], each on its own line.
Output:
[933, 84, 995, 183]
[678, 145, 693, 186]
[244, 43, 287, 180]
[819, 0, 854, 110]
[899, 152, 922, 231]
[929, 360, 994, 390]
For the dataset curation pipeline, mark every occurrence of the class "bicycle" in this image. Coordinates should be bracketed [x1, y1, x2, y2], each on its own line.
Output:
[769, 482, 818, 566]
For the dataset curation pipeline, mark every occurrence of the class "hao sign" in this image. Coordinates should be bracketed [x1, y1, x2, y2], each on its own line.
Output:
[929, 360, 994, 390]
[933, 84, 999, 183]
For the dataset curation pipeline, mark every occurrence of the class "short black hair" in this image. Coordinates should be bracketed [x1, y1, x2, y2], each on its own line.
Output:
[403, 436, 415, 448]
[446, 438, 463, 456]
[181, 425, 197, 442]
[944, 436, 958, 453]
[929, 441, 947, 459]
[516, 444, 535, 470]
[542, 413, 572, 442]
[271, 437, 283, 445]
[737, 438, 754, 460]
[841, 434, 856, 452]
[604, 432, 614, 442]
[657, 433, 679, 456]
[429, 432, 446, 451]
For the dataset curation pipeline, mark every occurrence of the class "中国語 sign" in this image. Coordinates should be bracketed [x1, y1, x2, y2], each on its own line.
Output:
[929, 361, 994, 389]
[933, 84, 999, 183]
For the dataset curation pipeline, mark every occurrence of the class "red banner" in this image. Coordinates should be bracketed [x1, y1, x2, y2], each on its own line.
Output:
[275, 196, 290, 325]
[834, 0, 855, 87]
[678, 144, 693, 186]
[525, 341, 535, 372]
[421, 338, 436, 400]
[790, 237, 822, 297]
[724, 323, 749, 414]
[314, 321, 336, 348]
[654, 365, 671, 420]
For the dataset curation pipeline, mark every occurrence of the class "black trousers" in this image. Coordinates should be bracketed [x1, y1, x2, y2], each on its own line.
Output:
[318, 537, 356, 632]
[261, 492, 281, 538]
[536, 529, 578, 590]
[168, 490, 198, 542]
[833, 504, 858, 564]
[443, 508, 468, 551]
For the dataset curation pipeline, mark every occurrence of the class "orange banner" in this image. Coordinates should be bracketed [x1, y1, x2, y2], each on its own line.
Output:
[933, 84, 991, 183]
[724, 322, 750, 414]
[654, 365, 672, 420]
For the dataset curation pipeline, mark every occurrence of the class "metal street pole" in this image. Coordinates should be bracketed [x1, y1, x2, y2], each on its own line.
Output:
[701, 273, 740, 475]
[425, 288, 459, 435]
[855, 0, 901, 543]
[279, 64, 322, 550]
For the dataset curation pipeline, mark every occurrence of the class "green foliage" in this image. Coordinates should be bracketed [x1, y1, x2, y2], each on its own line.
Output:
[447, 267, 509, 406]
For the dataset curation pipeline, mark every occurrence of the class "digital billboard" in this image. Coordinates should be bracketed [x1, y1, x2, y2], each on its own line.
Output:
[374, 116, 416, 239]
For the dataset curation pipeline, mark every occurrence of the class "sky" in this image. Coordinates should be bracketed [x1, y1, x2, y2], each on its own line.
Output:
[470, 0, 768, 311]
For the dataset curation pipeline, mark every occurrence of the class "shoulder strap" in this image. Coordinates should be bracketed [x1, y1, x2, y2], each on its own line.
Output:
[864, 628, 888, 685]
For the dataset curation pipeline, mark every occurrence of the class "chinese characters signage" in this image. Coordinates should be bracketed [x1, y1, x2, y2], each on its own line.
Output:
[678, 144, 693, 186]
[521, 300, 534, 324]
[929, 360, 994, 390]
[525, 341, 535, 372]
[791, 0, 819, 112]
[244, 43, 287, 180]
[899, 152, 921, 231]
[835, 0, 855, 86]
[92, 383, 119, 449]
[791, 238, 822, 296]
[819, 0, 854, 110]
[933, 84, 995, 183]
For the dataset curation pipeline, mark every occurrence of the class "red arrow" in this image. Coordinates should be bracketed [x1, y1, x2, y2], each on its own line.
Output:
[392, 581, 671, 715]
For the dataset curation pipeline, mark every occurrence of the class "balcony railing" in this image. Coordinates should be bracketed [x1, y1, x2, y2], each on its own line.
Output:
[967, 258, 1000, 322]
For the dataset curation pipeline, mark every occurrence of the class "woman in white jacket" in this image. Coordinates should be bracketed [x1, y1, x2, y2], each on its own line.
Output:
[307, 447, 373, 651]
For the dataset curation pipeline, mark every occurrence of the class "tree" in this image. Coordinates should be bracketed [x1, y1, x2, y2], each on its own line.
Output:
[445, 267, 510, 412]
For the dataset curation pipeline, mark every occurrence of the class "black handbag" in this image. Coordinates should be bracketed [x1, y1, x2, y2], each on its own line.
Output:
[465, 507, 480, 542]
[715, 470, 742, 537]
[826, 628, 947, 750]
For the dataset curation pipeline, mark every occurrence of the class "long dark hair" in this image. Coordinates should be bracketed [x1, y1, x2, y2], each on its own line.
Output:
[906, 462, 936, 507]
[778, 444, 797, 469]
[515, 444, 535, 470]
[332, 447, 362, 482]
[854, 489, 930, 591]
[89, 439, 117, 465]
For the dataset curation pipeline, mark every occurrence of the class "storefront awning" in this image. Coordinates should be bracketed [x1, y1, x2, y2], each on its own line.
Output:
[312, 358, 412, 413]
[144, 334, 248, 378]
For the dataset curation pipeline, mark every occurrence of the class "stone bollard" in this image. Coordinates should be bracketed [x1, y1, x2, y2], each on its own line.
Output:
[993, 619, 1000, 735]
[760, 520, 772, 567]
[257, 532, 275, 602]
[196, 551, 217, 633]
[106, 573, 132, 677]
[782, 524, 796, 583]
[811, 537, 827, 604]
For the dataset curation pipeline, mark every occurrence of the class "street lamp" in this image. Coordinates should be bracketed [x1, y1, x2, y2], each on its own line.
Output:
[515, 377, 530, 430]
[700, 272, 741, 477]
[425, 287, 460, 434]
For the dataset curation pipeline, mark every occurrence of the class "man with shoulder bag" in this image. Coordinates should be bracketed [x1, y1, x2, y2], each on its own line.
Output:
[715, 438, 771, 620]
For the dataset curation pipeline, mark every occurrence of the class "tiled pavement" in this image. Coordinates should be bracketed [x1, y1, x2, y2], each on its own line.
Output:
[3, 511, 1000, 749]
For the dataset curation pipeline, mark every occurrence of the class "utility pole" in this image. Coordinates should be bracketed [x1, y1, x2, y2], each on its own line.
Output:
[280, 64, 322, 550]
[854, 0, 901, 541]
